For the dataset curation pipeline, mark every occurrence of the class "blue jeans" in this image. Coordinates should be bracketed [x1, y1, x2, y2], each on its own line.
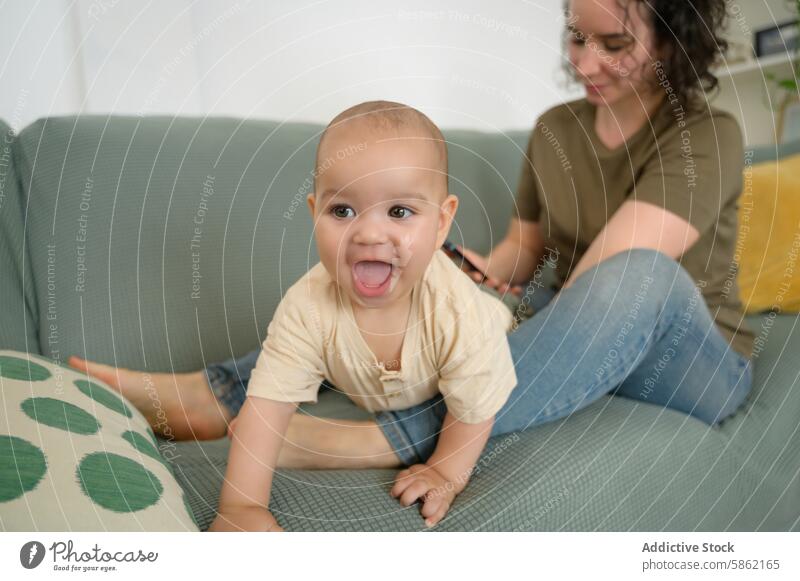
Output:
[207, 249, 753, 466]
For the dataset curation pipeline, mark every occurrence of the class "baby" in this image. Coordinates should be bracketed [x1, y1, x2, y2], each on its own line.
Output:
[210, 101, 518, 532]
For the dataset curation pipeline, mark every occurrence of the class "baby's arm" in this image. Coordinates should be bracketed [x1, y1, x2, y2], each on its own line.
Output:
[390, 411, 493, 527]
[208, 396, 296, 532]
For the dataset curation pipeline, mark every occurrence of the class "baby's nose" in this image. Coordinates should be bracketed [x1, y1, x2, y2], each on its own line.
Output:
[352, 213, 391, 245]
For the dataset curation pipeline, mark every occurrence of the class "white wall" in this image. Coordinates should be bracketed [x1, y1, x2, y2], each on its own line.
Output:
[0, 0, 576, 132]
[0, 1, 85, 131]
[0, 0, 795, 143]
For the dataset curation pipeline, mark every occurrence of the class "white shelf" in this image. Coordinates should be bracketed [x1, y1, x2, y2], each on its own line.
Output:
[714, 52, 796, 79]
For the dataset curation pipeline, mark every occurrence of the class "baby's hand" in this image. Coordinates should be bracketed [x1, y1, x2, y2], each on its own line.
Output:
[208, 506, 284, 532]
[390, 463, 459, 528]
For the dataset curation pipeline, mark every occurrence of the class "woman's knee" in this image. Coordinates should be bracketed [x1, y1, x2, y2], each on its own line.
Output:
[590, 248, 695, 304]
[602, 247, 679, 278]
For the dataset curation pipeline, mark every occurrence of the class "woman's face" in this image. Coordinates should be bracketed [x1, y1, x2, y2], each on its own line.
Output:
[566, 0, 661, 108]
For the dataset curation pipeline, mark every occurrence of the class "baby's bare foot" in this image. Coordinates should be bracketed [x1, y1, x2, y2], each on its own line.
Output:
[67, 356, 231, 440]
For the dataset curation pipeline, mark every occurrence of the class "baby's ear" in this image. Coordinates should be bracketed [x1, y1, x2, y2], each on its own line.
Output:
[436, 194, 459, 246]
[441, 193, 458, 219]
[306, 193, 317, 216]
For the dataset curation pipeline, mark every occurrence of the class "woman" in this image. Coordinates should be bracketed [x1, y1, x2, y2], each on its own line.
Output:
[70, 0, 753, 471]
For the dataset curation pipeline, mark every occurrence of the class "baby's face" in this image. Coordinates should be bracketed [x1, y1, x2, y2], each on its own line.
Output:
[308, 125, 457, 309]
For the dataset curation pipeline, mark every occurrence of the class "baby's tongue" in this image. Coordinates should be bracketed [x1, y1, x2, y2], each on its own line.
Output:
[354, 261, 392, 286]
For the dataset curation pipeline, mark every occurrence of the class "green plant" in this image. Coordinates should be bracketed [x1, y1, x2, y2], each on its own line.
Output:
[771, 0, 799, 91]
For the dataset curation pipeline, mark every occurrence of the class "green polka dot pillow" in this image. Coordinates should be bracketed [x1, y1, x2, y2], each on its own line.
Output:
[0, 351, 198, 531]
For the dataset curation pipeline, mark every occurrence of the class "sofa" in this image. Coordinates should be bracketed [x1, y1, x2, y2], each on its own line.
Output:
[1, 114, 798, 531]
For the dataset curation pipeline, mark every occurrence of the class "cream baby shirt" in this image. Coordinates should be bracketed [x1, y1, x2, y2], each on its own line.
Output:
[246, 250, 518, 423]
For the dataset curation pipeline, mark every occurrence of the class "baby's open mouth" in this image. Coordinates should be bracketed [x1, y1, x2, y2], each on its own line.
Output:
[352, 260, 394, 297]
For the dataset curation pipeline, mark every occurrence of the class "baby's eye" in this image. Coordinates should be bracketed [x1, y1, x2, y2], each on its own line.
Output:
[330, 205, 355, 219]
[388, 206, 414, 219]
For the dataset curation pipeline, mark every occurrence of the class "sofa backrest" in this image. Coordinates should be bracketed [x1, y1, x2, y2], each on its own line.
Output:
[0, 121, 39, 354]
[746, 138, 800, 164]
[7, 115, 528, 371]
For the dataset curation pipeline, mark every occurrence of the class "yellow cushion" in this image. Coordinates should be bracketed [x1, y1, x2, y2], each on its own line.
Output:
[736, 153, 800, 313]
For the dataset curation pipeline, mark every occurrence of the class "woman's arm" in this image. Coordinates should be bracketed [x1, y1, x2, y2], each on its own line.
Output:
[209, 396, 297, 531]
[562, 200, 700, 289]
[461, 217, 545, 291]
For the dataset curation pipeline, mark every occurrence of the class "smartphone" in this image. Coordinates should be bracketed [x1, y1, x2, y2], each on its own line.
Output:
[441, 240, 487, 282]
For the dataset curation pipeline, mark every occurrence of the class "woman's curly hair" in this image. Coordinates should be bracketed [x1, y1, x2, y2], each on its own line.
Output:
[638, 0, 728, 108]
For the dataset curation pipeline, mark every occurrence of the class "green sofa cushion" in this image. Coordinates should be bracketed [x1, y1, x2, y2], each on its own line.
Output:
[13, 116, 322, 372]
[716, 313, 800, 529]
[171, 312, 799, 531]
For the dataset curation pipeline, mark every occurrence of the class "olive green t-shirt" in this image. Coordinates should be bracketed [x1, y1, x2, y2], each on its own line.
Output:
[514, 98, 754, 358]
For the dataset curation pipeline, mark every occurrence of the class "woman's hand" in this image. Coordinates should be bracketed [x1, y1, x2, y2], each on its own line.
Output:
[458, 245, 523, 296]
[390, 463, 459, 528]
[208, 506, 284, 532]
